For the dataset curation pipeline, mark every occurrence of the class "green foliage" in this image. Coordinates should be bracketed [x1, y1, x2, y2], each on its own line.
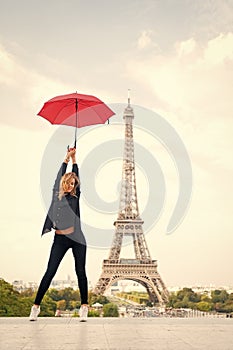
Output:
[196, 301, 213, 312]
[56, 299, 66, 311]
[72, 308, 100, 317]
[200, 294, 212, 303]
[167, 292, 177, 307]
[169, 288, 202, 309]
[88, 291, 110, 306]
[103, 303, 119, 317]
[46, 288, 60, 301]
[0, 279, 33, 316]
[20, 288, 35, 298]
[88, 309, 101, 317]
[211, 290, 229, 303]
[116, 291, 149, 305]
[47, 287, 81, 310]
[176, 288, 201, 303]
[210, 290, 233, 313]
[1, 278, 233, 317]
[0, 278, 111, 317]
[40, 295, 57, 316]
[0, 279, 71, 317]
[220, 303, 233, 313]
[168, 288, 233, 314]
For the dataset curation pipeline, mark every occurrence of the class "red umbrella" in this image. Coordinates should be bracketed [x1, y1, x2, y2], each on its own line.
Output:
[37, 92, 115, 147]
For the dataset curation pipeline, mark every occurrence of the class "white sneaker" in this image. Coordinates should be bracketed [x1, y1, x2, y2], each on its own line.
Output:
[29, 305, 40, 321]
[79, 305, 88, 322]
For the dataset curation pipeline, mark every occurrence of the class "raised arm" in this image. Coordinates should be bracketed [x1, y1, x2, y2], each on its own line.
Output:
[53, 163, 67, 193]
[70, 148, 80, 196]
[52, 149, 72, 195]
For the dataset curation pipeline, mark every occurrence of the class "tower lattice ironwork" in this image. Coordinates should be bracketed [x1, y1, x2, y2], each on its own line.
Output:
[94, 98, 169, 305]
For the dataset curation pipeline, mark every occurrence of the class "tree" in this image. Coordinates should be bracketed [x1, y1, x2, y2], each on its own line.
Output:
[20, 288, 35, 298]
[211, 290, 229, 303]
[88, 292, 109, 306]
[47, 288, 60, 302]
[176, 288, 200, 303]
[168, 292, 177, 307]
[210, 290, 231, 313]
[103, 303, 119, 317]
[0, 279, 34, 316]
[61, 288, 80, 309]
[40, 295, 57, 316]
[56, 299, 66, 311]
[169, 288, 202, 309]
[69, 300, 80, 310]
[196, 301, 213, 312]
[88, 309, 100, 317]
[200, 294, 212, 303]
[217, 302, 233, 313]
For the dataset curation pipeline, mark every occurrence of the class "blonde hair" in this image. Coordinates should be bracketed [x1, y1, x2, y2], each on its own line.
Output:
[58, 172, 80, 200]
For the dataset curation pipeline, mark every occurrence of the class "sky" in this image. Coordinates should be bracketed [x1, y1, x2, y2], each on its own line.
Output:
[0, 0, 233, 290]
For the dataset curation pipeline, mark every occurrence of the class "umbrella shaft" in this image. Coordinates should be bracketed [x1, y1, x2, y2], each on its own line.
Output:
[74, 99, 78, 148]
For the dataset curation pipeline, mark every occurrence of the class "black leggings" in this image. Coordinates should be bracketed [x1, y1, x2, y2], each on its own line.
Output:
[34, 234, 88, 305]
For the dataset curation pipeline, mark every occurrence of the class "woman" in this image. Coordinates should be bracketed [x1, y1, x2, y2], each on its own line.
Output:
[29, 148, 88, 321]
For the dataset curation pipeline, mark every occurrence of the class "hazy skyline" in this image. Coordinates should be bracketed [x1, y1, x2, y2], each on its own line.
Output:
[0, 0, 233, 289]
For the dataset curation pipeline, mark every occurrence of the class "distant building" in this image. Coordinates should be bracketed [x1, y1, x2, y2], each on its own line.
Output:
[106, 280, 147, 295]
[12, 278, 233, 296]
[12, 275, 92, 292]
[167, 285, 233, 296]
[12, 280, 38, 292]
[12, 280, 26, 293]
[51, 275, 78, 290]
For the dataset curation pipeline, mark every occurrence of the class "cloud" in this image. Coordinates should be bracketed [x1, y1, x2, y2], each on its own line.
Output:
[0, 43, 16, 85]
[126, 32, 233, 167]
[137, 30, 153, 50]
[136, 30, 161, 52]
[203, 32, 233, 64]
[0, 42, 72, 129]
[0, 42, 68, 96]
[176, 38, 197, 57]
[130, 32, 233, 114]
[0, 40, 118, 130]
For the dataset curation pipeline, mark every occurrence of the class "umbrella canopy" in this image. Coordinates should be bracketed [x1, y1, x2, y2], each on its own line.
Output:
[37, 92, 115, 147]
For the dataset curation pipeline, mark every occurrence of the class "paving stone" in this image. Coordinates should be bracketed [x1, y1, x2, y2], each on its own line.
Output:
[0, 317, 233, 350]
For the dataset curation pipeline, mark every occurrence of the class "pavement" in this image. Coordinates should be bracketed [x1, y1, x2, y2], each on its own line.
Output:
[0, 317, 233, 350]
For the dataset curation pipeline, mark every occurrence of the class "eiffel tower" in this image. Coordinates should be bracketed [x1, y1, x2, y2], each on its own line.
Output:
[94, 97, 169, 305]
